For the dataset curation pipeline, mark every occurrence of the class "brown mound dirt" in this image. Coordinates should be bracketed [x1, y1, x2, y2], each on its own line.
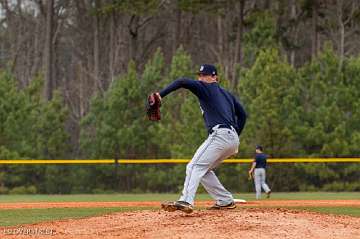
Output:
[1, 207, 360, 239]
[1, 200, 360, 239]
[0, 200, 359, 209]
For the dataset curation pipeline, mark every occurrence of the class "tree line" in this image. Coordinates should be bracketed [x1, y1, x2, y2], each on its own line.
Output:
[1, 0, 360, 146]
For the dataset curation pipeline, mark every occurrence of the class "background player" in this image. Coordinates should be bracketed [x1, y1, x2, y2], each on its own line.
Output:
[248, 145, 271, 199]
[154, 64, 247, 213]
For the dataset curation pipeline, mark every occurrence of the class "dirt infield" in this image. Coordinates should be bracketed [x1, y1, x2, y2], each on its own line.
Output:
[1, 200, 360, 239]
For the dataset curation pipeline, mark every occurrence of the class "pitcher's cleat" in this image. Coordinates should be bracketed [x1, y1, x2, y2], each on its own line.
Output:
[266, 190, 272, 198]
[161, 201, 194, 214]
[161, 201, 177, 212]
[208, 201, 236, 210]
[174, 201, 194, 214]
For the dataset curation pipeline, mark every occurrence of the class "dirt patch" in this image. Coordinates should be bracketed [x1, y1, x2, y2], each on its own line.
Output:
[1, 208, 360, 239]
[0, 200, 359, 209]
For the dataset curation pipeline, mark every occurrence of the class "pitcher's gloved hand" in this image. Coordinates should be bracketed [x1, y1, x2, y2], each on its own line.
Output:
[147, 92, 162, 121]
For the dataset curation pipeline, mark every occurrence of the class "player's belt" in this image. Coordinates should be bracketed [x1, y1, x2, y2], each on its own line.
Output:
[208, 124, 233, 135]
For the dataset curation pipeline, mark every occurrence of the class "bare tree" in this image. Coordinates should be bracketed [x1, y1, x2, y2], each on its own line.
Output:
[43, 0, 54, 100]
[319, 0, 360, 71]
[289, 0, 297, 65]
[335, 0, 360, 72]
[93, 0, 102, 93]
[311, 0, 319, 59]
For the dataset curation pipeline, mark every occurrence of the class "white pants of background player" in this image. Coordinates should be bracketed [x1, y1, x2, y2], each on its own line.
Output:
[254, 168, 271, 199]
[179, 125, 239, 206]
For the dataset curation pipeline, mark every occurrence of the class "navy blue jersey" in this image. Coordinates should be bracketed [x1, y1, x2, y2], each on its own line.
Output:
[159, 78, 247, 134]
[254, 153, 267, 169]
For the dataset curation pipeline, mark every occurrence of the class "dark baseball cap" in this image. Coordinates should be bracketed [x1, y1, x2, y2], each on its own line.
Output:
[197, 64, 217, 76]
[256, 145, 263, 151]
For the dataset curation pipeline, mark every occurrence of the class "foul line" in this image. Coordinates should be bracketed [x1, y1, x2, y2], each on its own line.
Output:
[0, 158, 359, 164]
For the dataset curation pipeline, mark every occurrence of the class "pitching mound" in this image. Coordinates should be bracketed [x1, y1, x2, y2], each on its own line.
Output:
[2, 207, 360, 239]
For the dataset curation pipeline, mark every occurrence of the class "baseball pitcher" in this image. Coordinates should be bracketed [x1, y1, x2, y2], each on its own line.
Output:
[148, 64, 247, 213]
[248, 145, 271, 199]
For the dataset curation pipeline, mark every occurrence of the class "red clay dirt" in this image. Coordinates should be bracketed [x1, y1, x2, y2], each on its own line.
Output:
[1, 200, 360, 239]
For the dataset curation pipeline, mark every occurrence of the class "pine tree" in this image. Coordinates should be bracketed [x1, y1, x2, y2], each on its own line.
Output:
[238, 48, 298, 157]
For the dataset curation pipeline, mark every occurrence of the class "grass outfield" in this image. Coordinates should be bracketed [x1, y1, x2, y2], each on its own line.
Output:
[298, 207, 360, 217]
[0, 192, 359, 227]
[0, 207, 147, 227]
[0, 192, 359, 203]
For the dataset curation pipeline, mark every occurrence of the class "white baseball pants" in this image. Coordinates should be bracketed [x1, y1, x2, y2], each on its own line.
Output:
[179, 125, 239, 206]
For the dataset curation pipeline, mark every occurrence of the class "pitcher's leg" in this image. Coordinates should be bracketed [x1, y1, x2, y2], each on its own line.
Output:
[179, 137, 211, 202]
[200, 129, 238, 205]
[184, 163, 216, 205]
[201, 170, 233, 206]
[179, 162, 194, 202]
[179, 129, 238, 206]
[179, 137, 216, 204]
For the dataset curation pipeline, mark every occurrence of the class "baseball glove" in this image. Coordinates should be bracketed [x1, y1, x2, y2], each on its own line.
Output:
[147, 93, 161, 121]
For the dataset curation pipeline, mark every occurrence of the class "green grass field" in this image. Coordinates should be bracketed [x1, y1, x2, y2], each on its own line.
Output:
[298, 207, 360, 217]
[1, 192, 359, 203]
[0, 192, 359, 227]
[0, 207, 142, 227]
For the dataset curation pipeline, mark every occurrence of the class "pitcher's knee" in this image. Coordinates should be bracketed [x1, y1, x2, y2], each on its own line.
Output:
[193, 162, 211, 172]
[188, 164, 209, 179]
[185, 163, 193, 174]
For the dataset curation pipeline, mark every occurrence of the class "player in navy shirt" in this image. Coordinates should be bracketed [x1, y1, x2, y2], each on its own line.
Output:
[159, 76, 246, 135]
[159, 64, 247, 213]
[249, 145, 272, 199]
